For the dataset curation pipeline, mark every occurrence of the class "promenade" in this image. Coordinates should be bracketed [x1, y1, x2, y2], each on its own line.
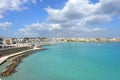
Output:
[0, 48, 43, 65]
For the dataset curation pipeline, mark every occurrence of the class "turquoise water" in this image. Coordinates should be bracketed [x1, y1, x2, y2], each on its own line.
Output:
[1, 42, 120, 80]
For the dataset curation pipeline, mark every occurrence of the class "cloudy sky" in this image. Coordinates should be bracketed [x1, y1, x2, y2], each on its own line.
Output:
[0, 0, 120, 38]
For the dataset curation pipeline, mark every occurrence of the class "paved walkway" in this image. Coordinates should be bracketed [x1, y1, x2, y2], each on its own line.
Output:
[0, 48, 42, 65]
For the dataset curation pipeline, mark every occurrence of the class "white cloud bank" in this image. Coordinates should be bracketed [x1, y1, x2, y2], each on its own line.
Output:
[46, 0, 120, 26]
[16, 0, 120, 37]
[0, 0, 36, 31]
[0, 0, 36, 18]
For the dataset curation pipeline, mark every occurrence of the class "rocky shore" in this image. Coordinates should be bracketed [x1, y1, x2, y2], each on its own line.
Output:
[0, 48, 44, 77]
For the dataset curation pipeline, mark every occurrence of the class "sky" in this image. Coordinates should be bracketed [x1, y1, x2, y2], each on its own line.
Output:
[0, 0, 120, 38]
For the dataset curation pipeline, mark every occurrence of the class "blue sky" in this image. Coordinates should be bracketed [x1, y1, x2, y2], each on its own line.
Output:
[0, 0, 120, 38]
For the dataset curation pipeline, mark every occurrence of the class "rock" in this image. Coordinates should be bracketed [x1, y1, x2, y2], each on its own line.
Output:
[0, 51, 34, 77]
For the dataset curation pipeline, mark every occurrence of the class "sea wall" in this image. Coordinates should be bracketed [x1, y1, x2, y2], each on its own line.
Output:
[0, 47, 31, 57]
[0, 51, 34, 77]
[0, 48, 45, 77]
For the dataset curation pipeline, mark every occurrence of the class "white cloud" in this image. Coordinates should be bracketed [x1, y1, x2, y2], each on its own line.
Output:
[16, 23, 62, 37]
[0, 0, 36, 18]
[0, 22, 12, 30]
[17, 0, 120, 37]
[23, 23, 62, 31]
[98, 0, 120, 15]
[16, 22, 105, 37]
[46, 0, 120, 25]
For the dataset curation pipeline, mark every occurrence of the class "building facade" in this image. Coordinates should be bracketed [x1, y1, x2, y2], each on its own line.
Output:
[4, 38, 14, 44]
[0, 37, 3, 48]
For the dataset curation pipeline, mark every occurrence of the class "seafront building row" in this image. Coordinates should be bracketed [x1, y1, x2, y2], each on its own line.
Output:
[52, 38, 120, 42]
[0, 37, 49, 48]
[0, 36, 120, 48]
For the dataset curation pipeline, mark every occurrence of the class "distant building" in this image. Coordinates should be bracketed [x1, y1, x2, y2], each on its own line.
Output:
[0, 37, 4, 48]
[0, 38, 3, 44]
[23, 37, 48, 42]
[4, 38, 14, 44]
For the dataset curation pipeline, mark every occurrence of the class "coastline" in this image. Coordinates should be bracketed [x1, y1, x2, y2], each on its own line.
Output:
[0, 42, 120, 80]
[0, 47, 45, 77]
[0, 41, 119, 77]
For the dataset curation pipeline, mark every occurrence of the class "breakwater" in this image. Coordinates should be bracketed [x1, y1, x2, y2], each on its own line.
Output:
[0, 47, 31, 57]
[0, 48, 45, 77]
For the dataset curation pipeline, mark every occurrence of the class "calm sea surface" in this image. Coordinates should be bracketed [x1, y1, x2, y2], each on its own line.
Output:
[1, 42, 120, 80]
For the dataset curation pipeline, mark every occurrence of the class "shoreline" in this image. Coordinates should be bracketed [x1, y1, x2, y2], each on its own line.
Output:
[0, 47, 45, 77]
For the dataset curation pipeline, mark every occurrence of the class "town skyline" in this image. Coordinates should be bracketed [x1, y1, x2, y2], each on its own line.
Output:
[0, 0, 120, 38]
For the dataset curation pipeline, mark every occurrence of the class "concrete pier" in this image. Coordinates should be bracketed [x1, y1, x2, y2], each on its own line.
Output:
[0, 48, 43, 65]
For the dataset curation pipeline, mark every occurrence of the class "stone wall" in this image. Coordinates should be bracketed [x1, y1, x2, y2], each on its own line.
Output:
[0, 47, 31, 57]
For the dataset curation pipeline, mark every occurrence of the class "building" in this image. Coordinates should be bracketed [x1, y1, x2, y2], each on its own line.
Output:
[0, 38, 3, 44]
[0, 36, 4, 48]
[4, 38, 14, 44]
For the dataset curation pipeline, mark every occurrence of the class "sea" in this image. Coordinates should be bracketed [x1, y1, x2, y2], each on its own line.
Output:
[1, 42, 120, 80]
